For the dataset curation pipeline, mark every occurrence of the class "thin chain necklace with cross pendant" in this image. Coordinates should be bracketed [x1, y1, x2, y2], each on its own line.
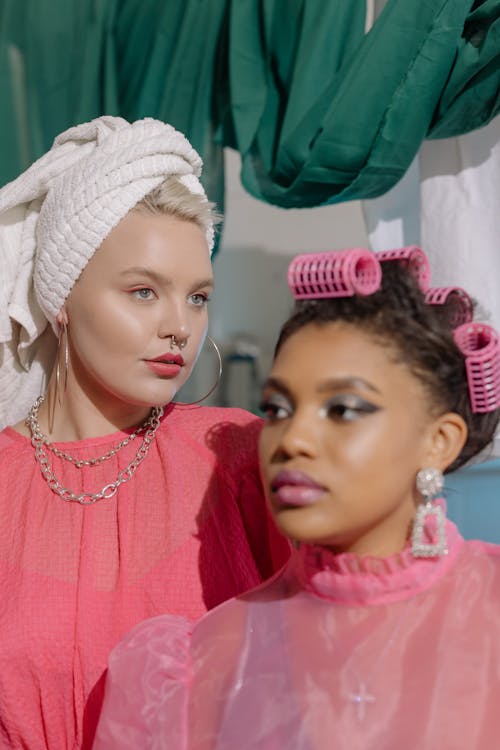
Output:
[343, 598, 415, 722]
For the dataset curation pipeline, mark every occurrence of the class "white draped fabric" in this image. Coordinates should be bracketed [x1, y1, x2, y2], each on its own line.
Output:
[363, 114, 500, 457]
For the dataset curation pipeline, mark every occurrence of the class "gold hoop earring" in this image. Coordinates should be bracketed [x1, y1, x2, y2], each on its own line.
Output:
[181, 336, 222, 405]
[55, 322, 69, 407]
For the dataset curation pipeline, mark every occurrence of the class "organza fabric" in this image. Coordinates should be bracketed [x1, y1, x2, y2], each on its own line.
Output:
[0, 403, 289, 749]
[95, 518, 500, 749]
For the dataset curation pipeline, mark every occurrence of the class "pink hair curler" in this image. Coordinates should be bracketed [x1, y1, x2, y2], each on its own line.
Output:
[425, 287, 474, 328]
[453, 323, 500, 414]
[375, 246, 431, 292]
[287, 249, 382, 300]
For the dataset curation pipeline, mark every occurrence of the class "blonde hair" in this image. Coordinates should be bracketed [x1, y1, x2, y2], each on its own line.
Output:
[134, 175, 220, 241]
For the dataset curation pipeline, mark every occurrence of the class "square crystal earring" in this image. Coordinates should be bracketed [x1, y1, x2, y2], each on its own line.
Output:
[411, 468, 447, 558]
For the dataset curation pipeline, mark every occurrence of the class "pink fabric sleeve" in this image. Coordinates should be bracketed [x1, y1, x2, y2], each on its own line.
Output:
[93, 615, 192, 750]
[236, 459, 291, 577]
[202, 414, 291, 585]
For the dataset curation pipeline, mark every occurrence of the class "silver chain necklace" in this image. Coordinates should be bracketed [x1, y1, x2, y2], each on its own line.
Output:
[343, 597, 415, 722]
[25, 396, 164, 505]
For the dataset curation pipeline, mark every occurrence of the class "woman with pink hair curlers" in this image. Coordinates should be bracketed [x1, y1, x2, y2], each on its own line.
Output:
[95, 246, 500, 750]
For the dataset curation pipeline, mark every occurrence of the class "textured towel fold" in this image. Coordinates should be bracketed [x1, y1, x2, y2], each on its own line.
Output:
[0, 116, 213, 428]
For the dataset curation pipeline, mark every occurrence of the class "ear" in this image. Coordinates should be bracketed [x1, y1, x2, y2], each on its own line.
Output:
[56, 307, 69, 327]
[421, 412, 468, 472]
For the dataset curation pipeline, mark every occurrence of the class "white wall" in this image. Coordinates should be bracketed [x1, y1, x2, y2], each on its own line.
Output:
[179, 148, 369, 408]
[222, 148, 369, 254]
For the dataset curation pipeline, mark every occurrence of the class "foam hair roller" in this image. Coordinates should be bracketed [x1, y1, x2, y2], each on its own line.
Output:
[425, 287, 474, 328]
[375, 246, 431, 292]
[453, 323, 500, 414]
[287, 249, 382, 300]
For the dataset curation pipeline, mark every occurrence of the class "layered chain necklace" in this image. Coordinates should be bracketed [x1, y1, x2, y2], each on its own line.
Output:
[25, 395, 164, 505]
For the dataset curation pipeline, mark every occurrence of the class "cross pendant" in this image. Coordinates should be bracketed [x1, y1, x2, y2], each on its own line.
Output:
[348, 683, 376, 721]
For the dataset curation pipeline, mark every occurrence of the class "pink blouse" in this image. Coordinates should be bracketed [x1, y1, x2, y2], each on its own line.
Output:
[0, 403, 289, 749]
[95, 518, 500, 749]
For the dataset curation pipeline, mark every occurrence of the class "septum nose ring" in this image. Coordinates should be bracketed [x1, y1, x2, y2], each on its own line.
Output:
[169, 335, 187, 350]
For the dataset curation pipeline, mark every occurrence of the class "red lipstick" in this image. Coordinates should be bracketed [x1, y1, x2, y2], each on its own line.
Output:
[271, 470, 326, 508]
[144, 352, 184, 378]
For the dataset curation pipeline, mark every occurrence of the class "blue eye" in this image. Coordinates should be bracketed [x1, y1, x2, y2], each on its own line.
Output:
[189, 293, 210, 307]
[131, 288, 155, 301]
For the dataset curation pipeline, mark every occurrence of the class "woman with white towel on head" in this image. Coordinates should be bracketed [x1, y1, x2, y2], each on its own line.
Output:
[0, 116, 289, 750]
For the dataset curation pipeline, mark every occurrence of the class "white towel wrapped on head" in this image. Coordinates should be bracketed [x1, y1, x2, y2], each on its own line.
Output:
[0, 115, 214, 429]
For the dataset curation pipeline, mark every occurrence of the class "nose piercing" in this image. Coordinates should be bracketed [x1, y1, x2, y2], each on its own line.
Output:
[170, 335, 187, 350]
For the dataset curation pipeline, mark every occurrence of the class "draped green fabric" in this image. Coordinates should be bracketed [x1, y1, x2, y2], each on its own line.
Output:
[0, 0, 498, 210]
[228, 0, 500, 206]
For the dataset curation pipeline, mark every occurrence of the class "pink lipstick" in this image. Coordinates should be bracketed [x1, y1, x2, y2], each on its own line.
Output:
[271, 470, 326, 508]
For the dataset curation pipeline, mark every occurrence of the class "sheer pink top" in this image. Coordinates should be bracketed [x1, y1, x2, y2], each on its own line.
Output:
[95, 518, 500, 749]
[0, 403, 289, 749]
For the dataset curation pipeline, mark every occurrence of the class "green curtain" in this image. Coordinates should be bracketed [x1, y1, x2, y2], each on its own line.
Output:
[0, 0, 498, 210]
[227, 0, 500, 207]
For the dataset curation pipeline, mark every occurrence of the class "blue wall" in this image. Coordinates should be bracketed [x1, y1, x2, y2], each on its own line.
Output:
[446, 459, 500, 543]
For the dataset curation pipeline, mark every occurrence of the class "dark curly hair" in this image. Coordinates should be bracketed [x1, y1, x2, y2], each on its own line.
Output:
[275, 261, 500, 472]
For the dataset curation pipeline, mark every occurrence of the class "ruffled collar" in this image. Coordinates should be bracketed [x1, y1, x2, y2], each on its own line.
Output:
[291, 518, 463, 606]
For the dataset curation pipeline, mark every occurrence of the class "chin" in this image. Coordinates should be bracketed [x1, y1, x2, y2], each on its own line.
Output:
[108, 384, 178, 410]
[273, 515, 329, 547]
[146, 377, 191, 406]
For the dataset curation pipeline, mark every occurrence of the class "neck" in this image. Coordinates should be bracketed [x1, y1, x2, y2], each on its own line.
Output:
[37, 375, 157, 442]
[320, 502, 417, 559]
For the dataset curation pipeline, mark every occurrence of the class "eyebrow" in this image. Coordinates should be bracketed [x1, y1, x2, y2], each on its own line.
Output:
[263, 375, 380, 396]
[316, 377, 380, 395]
[120, 267, 214, 289]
